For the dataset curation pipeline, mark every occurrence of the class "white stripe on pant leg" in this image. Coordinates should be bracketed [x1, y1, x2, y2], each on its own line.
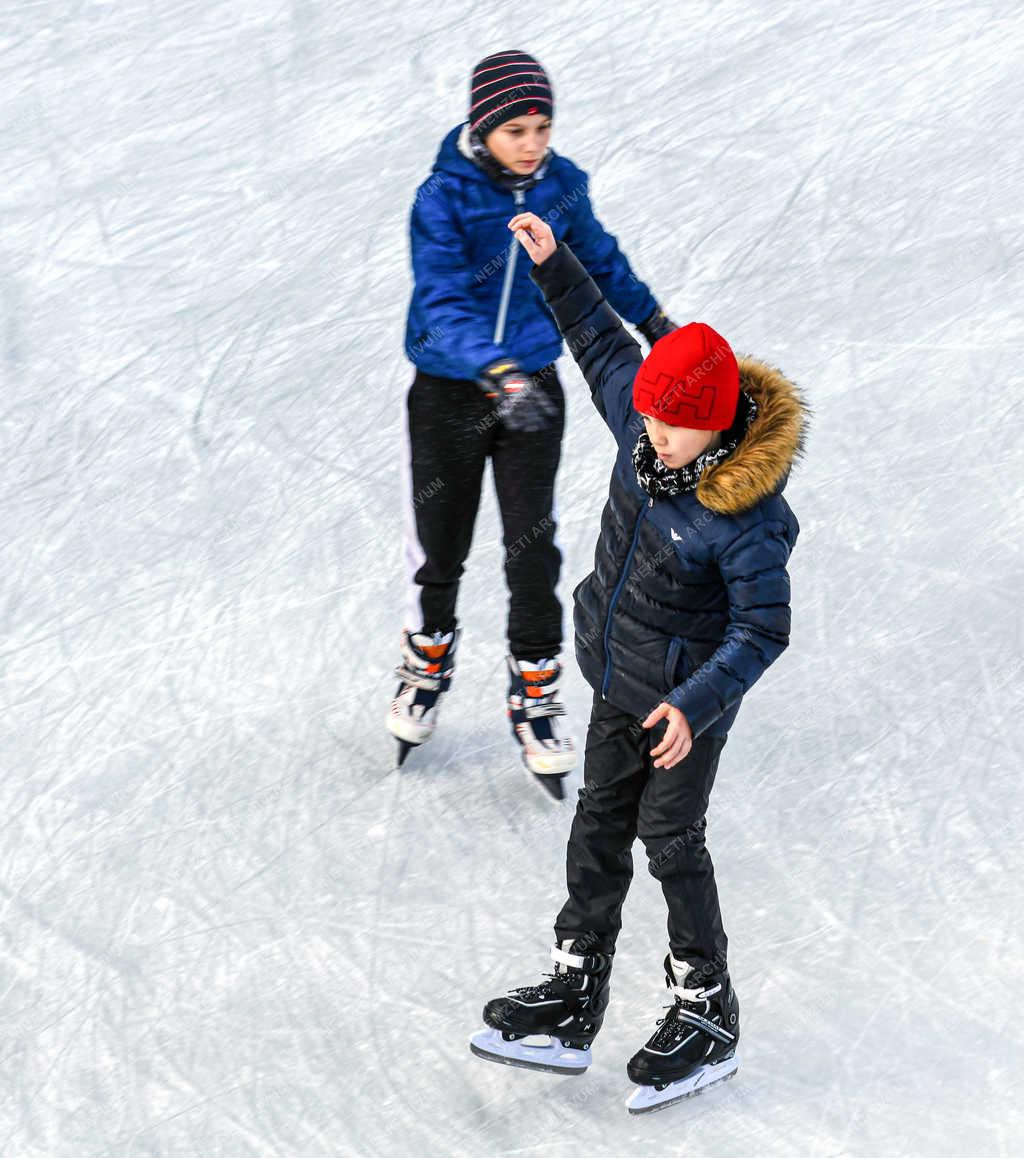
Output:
[400, 384, 426, 633]
[550, 489, 565, 657]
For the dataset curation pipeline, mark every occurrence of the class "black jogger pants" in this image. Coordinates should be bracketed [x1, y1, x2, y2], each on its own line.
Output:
[554, 689, 730, 973]
[401, 364, 566, 660]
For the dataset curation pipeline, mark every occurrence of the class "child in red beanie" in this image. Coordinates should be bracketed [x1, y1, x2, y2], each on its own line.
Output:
[470, 212, 807, 1114]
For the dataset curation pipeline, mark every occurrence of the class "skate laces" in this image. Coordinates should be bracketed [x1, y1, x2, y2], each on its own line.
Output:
[653, 988, 706, 1041]
[511, 943, 593, 1001]
[648, 970, 727, 1048]
[650, 978, 735, 1050]
[512, 968, 585, 1002]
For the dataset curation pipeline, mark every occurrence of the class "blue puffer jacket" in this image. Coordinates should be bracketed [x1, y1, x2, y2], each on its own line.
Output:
[531, 243, 807, 737]
[404, 124, 658, 380]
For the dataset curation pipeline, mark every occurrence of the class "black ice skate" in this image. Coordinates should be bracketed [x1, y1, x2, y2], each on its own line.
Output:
[469, 939, 612, 1075]
[625, 955, 740, 1114]
[506, 655, 576, 798]
[386, 627, 460, 767]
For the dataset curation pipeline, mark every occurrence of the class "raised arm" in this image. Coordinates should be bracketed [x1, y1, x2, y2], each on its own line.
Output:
[510, 213, 643, 444]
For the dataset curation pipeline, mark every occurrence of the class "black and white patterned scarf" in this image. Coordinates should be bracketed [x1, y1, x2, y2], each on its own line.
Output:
[632, 391, 759, 499]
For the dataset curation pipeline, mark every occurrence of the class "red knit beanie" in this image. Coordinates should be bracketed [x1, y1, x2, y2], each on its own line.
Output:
[632, 323, 740, 430]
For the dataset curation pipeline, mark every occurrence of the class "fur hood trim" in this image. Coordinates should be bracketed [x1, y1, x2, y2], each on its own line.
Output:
[696, 357, 808, 514]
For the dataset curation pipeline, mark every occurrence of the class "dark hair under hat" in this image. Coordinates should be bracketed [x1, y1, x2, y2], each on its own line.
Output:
[469, 50, 553, 137]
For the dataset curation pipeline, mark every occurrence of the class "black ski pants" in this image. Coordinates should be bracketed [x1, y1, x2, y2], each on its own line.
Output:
[402, 364, 565, 660]
[554, 689, 730, 973]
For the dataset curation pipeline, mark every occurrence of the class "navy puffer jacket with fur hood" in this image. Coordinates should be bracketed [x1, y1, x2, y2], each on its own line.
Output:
[531, 243, 807, 737]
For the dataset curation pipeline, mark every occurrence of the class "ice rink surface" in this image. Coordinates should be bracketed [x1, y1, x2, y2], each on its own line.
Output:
[2, 1, 1022, 1154]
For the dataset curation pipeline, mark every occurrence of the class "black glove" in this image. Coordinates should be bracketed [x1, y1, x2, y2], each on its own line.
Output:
[477, 359, 558, 433]
[637, 306, 678, 349]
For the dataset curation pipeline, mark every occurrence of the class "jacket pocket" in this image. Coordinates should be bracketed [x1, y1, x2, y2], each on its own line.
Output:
[663, 635, 687, 688]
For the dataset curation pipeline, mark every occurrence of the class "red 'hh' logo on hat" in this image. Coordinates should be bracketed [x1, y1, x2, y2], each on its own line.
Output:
[527, 106, 538, 114]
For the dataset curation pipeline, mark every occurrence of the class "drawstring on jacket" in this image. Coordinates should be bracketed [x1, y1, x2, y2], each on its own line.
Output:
[457, 123, 552, 345]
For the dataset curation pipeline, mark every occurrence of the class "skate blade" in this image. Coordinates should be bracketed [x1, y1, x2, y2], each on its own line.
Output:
[395, 739, 418, 769]
[469, 1028, 591, 1076]
[533, 771, 568, 800]
[625, 1055, 739, 1115]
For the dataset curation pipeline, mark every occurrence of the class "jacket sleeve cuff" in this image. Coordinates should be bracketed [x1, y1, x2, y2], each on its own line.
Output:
[665, 681, 723, 739]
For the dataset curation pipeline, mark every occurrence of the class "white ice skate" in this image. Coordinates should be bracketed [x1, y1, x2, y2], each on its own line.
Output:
[386, 627, 460, 767]
[506, 655, 576, 797]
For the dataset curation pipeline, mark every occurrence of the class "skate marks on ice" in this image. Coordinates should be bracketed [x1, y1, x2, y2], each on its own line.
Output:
[3, 0, 1023, 1152]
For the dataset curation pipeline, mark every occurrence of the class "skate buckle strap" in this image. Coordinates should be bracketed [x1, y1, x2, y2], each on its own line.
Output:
[393, 662, 445, 690]
[669, 978, 721, 1000]
[549, 945, 587, 970]
[670, 1002, 735, 1045]
[524, 701, 566, 720]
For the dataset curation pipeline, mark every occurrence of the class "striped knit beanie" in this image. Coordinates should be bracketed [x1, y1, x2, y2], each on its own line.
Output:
[469, 50, 553, 138]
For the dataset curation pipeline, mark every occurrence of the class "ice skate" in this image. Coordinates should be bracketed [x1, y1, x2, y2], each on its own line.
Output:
[469, 939, 611, 1074]
[624, 955, 740, 1114]
[386, 627, 460, 767]
[506, 655, 576, 797]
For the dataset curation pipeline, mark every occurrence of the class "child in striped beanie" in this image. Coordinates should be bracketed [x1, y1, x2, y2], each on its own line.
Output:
[392, 48, 678, 792]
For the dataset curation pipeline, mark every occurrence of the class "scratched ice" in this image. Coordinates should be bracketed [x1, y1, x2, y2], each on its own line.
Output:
[1, 2, 1021, 1155]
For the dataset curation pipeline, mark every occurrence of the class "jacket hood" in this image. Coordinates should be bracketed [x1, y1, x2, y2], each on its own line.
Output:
[429, 124, 484, 181]
[696, 357, 808, 515]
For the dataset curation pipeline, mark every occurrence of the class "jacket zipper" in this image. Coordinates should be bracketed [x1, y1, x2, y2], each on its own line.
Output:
[493, 187, 525, 345]
[601, 497, 654, 696]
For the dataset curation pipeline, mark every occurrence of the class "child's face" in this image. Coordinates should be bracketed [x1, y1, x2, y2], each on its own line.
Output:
[484, 114, 552, 175]
[640, 413, 717, 468]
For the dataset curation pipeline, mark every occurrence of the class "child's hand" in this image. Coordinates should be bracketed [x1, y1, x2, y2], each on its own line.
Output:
[643, 703, 694, 769]
[508, 211, 556, 264]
